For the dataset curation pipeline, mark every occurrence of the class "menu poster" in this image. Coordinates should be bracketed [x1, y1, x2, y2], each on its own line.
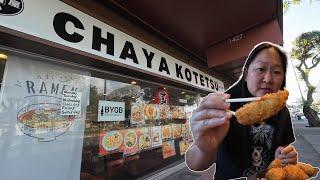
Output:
[158, 104, 171, 119]
[121, 129, 139, 155]
[171, 106, 185, 119]
[172, 124, 182, 138]
[144, 104, 159, 120]
[99, 130, 123, 156]
[181, 123, 188, 139]
[186, 122, 194, 141]
[130, 103, 145, 125]
[138, 127, 151, 150]
[162, 140, 176, 159]
[179, 140, 190, 155]
[0, 55, 90, 180]
[151, 126, 162, 147]
[162, 124, 172, 140]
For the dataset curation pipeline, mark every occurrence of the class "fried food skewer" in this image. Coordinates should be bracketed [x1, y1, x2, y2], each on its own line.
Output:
[235, 89, 289, 125]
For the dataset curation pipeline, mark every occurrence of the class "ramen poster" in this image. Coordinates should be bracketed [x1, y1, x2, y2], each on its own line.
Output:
[0, 55, 90, 180]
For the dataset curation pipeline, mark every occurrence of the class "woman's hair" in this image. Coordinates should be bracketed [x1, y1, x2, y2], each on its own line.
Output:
[226, 42, 288, 98]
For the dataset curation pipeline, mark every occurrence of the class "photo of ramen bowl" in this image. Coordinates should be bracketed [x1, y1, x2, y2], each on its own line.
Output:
[102, 131, 123, 151]
[124, 130, 137, 148]
[17, 103, 75, 130]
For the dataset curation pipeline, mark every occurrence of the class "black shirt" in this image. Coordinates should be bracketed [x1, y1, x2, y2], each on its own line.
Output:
[214, 107, 295, 180]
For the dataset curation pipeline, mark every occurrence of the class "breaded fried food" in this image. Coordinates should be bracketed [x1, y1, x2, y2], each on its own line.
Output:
[236, 89, 289, 125]
[283, 165, 308, 180]
[297, 162, 319, 177]
[268, 158, 282, 170]
[265, 167, 286, 180]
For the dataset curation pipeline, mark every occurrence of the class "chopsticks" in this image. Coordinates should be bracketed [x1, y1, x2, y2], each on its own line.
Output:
[225, 97, 261, 103]
[228, 110, 236, 116]
[225, 97, 261, 116]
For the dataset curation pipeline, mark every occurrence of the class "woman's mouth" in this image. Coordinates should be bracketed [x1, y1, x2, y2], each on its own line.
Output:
[260, 88, 273, 94]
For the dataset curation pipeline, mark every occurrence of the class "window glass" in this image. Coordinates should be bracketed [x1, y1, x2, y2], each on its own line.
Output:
[0, 49, 201, 180]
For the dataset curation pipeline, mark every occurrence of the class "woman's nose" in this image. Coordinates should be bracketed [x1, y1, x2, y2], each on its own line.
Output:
[263, 71, 273, 83]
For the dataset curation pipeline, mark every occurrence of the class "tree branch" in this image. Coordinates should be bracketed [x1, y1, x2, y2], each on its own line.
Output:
[310, 51, 320, 69]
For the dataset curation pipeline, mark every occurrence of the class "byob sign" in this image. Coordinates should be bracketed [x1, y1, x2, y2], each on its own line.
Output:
[98, 101, 125, 122]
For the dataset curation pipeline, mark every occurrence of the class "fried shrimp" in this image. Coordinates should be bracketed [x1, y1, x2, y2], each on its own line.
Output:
[297, 162, 319, 177]
[268, 158, 282, 170]
[265, 159, 319, 180]
[235, 89, 289, 125]
[283, 165, 309, 180]
[265, 167, 286, 180]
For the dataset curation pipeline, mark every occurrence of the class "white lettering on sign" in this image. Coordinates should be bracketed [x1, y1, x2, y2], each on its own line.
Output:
[61, 90, 81, 115]
[8, 0, 21, 9]
[98, 101, 125, 122]
[0, 0, 224, 92]
[229, 34, 243, 44]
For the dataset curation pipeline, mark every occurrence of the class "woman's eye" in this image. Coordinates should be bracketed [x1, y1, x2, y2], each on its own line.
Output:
[256, 68, 264, 72]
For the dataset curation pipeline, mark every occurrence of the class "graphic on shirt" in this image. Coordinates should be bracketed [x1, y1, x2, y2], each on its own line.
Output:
[243, 123, 274, 177]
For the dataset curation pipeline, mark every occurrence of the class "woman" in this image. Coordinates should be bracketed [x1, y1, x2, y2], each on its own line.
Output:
[185, 42, 298, 179]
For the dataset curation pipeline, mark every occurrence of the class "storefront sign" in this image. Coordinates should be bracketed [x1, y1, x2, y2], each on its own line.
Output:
[0, 0, 224, 92]
[0, 0, 24, 15]
[98, 100, 125, 121]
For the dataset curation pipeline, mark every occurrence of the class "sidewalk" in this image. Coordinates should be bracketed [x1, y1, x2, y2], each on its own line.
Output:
[154, 120, 320, 180]
[292, 120, 320, 168]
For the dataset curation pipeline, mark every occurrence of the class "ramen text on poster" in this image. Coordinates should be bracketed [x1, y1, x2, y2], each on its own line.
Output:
[26, 80, 78, 95]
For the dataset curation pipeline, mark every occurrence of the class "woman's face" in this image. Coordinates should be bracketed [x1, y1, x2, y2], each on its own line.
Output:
[245, 47, 285, 97]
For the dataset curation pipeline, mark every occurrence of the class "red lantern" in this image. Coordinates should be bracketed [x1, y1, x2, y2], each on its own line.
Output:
[155, 88, 170, 105]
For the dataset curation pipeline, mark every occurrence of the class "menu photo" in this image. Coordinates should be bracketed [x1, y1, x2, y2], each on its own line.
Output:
[162, 140, 176, 159]
[121, 129, 139, 156]
[137, 127, 152, 151]
[162, 124, 172, 140]
[170, 106, 186, 119]
[151, 126, 162, 147]
[130, 103, 145, 125]
[179, 140, 190, 155]
[144, 104, 159, 120]
[99, 130, 123, 156]
[158, 104, 170, 119]
[172, 124, 182, 138]
[181, 123, 188, 139]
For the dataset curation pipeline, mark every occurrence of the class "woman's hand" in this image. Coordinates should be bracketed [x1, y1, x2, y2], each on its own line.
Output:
[275, 145, 298, 166]
[190, 93, 232, 154]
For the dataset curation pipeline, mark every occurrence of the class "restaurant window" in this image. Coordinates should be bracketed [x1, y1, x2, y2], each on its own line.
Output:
[82, 72, 200, 179]
[0, 48, 200, 180]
